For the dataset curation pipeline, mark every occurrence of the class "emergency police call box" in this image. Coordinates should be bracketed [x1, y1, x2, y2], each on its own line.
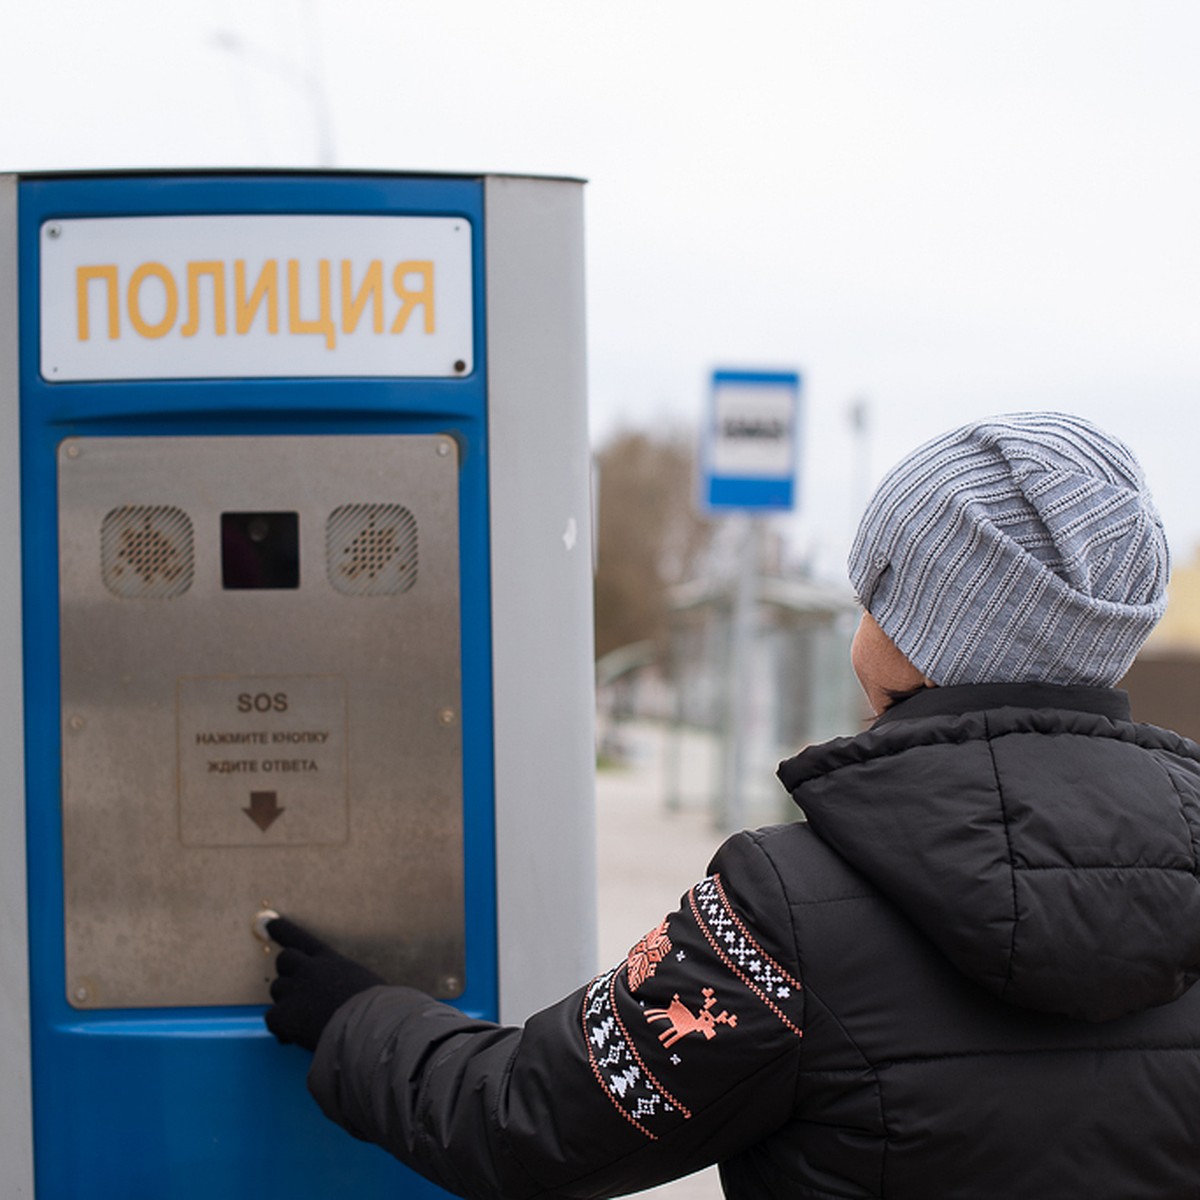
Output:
[0, 170, 597, 1197]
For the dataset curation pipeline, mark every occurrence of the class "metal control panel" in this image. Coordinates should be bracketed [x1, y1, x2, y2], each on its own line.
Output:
[58, 434, 464, 1008]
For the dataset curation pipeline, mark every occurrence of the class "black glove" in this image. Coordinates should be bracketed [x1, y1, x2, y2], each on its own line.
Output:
[265, 916, 386, 1051]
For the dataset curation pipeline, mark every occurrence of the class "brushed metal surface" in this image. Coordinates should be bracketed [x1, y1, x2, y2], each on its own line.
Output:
[59, 435, 464, 1008]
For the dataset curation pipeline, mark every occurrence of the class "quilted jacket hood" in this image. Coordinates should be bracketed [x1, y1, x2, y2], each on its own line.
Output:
[777, 683, 1200, 1023]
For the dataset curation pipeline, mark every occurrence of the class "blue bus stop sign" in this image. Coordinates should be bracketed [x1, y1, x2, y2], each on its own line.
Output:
[700, 369, 802, 512]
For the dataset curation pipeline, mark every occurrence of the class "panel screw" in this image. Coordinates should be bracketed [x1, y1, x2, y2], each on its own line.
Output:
[440, 975, 462, 995]
[74, 986, 89, 1003]
[47, 223, 62, 239]
[436, 440, 451, 457]
[68, 715, 84, 732]
[438, 708, 456, 726]
[65, 443, 81, 459]
[453, 360, 467, 374]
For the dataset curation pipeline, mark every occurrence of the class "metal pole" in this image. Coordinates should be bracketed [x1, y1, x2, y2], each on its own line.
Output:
[720, 516, 759, 832]
[849, 397, 871, 517]
[211, 22, 336, 168]
[665, 623, 684, 813]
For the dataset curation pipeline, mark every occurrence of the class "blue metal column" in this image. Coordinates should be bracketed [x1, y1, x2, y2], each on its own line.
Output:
[17, 172, 495, 1198]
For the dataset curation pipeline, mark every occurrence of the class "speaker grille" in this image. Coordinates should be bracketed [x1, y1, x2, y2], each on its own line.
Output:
[327, 504, 418, 596]
[101, 505, 195, 599]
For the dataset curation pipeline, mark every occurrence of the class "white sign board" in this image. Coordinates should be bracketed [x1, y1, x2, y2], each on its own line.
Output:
[40, 214, 474, 381]
[702, 370, 801, 511]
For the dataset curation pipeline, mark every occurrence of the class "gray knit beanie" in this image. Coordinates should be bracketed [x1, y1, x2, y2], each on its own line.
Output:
[848, 412, 1169, 687]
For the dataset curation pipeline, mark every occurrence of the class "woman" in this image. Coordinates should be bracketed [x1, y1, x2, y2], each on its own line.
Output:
[268, 412, 1200, 1198]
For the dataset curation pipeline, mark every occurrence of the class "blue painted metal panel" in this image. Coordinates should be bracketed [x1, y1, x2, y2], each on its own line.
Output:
[18, 173, 495, 1198]
[706, 475, 796, 510]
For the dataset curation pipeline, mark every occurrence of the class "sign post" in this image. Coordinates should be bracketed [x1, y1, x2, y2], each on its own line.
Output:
[700, 369, 802, 831]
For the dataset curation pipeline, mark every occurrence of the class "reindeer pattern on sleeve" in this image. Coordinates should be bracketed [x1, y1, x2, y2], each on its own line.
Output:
[582, 873, 804, 1140]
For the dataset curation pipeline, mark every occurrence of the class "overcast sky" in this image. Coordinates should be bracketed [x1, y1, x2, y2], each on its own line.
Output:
[3, 0, 1198, 577]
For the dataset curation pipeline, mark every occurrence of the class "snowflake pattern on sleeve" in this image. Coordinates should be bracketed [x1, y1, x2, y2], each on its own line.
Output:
[627, 918, 672, 992]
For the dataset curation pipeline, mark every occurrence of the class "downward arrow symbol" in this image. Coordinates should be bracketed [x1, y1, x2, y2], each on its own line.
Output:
[244, 790, 284, 832]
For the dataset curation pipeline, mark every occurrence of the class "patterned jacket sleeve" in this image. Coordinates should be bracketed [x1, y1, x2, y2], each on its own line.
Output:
[307, 830, 805, 1199]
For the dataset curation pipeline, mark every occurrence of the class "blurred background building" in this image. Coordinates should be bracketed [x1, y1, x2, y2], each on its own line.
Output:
[593, 416, 1200, 837]
[1123, 549, 1200, 741]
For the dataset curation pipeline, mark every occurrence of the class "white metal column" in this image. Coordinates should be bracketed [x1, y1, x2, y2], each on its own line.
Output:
[485, 176, 597, 1023]
[0, 173, 34, 1197]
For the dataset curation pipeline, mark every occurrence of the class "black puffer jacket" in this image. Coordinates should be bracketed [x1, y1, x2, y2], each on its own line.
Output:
[309, 684, 1200, 1198]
